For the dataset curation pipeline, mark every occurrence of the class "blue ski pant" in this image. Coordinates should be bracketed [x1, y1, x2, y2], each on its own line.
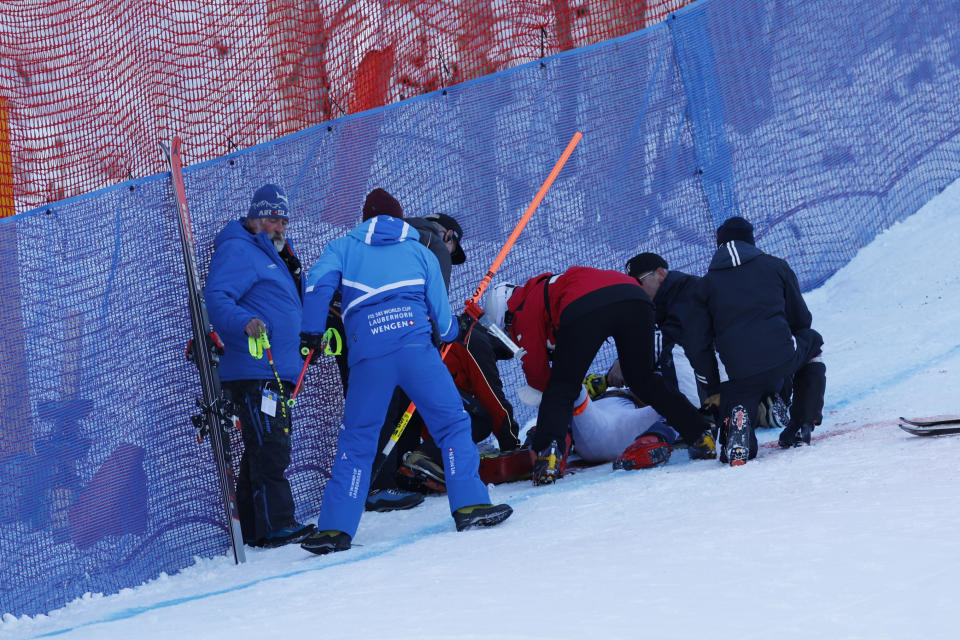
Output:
[317, 343, 490, 538]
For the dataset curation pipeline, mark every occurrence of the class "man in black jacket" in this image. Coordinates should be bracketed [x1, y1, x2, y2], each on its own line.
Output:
[687, 217, 826, 465]
[614, 252, 721, 408]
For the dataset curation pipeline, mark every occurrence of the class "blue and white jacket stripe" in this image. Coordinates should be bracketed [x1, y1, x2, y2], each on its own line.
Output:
[302, 216, 458, 366]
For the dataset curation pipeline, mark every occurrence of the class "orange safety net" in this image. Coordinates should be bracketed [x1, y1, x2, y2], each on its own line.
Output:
[0, 0, 692, 215]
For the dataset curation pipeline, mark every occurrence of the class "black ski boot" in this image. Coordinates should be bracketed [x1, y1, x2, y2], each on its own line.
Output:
[453, 504, 513, 531]
[779, 422, 815, 448]
[532, 439, 565, 485]
[258, 523, 316, 548]
[301, 530, 351, 555]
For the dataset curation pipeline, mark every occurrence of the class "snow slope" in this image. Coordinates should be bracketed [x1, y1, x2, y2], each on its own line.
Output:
[2, 179, 959, 640]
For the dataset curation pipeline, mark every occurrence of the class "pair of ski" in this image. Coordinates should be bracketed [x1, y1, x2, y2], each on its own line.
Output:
[898, 416, 960, 437]
[161, 133, 584, 563]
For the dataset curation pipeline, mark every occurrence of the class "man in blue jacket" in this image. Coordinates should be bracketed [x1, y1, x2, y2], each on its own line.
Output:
[298, 188, 512, 555]
[687, 216, 826, 466]
[205, 183, 314, 547]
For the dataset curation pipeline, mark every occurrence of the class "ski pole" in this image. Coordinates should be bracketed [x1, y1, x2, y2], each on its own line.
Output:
[456, 130, 584, 357]
[369, 131, 583, 483]
[287, 327, 343, 408]
[288, 349, 314, 407]
[248, 330, 289, 424]
[468, 130, 583, 304]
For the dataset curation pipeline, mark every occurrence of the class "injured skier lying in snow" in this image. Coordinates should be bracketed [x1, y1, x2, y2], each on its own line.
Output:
[570, 386, 679, 470]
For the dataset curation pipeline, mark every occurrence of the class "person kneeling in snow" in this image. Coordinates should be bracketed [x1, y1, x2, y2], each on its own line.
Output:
[298, 188, 512, 555]
[686, 216, 826, 466]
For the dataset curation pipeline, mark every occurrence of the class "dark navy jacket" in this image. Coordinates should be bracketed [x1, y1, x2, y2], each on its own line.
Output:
[653, 270, 720, 398]
[688, 240, 812, 383]
[406, 217, 453, 292]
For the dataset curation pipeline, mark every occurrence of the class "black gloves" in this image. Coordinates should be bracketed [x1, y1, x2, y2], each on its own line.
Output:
[300, 332, 325, 361]
[457, 313, 476, 342]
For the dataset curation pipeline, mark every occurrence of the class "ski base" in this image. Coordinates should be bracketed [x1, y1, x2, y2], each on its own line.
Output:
[898, 415, 960, 428]
[898, 422, 960, 437]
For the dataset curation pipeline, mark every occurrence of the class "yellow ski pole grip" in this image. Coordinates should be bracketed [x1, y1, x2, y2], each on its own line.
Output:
[247, 330, 270, 359]
[323, 327, 342, 356]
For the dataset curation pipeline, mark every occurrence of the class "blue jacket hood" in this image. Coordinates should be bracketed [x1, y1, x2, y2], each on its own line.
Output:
[301, 216, 459, 366]
[348, 216, 420, 247]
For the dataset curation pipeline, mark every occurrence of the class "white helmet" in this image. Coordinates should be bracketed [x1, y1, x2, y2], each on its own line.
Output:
[484, 282, 517, 330]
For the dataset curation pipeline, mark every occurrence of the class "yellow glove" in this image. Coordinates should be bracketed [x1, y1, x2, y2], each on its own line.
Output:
[701, 393, 721, 411]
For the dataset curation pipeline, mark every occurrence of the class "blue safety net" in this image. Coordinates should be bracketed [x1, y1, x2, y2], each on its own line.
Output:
[1, 0, 958, 617]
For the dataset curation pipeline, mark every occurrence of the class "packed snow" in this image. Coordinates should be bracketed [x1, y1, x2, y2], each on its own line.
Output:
[2, 179, 959, 640]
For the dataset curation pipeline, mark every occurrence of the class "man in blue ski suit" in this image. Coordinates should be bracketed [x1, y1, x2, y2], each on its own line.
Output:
[205, 183, 314, 547]
[298, 188, 512, 555]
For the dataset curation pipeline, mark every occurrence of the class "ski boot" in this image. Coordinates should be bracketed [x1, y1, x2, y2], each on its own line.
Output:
[613, 433, 672, 470]
[453, 504, 514, 531]
[301, 530, 352, 556]
[687, 429, 718, 460]
[532, 437, 568, 486]
[779, 422, 815, 448]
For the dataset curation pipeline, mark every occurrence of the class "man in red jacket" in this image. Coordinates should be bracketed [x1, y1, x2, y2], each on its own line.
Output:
[486, 267, 717, 485]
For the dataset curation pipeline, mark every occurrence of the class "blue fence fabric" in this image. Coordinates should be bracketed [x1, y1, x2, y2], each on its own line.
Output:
[1, 0, 959, 617]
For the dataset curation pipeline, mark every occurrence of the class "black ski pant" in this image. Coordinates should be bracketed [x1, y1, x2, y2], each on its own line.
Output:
[788, 328, 826, 428]
[463, 324, 521, 450]
[720, 327, 826, 452]
[719, 360, 794, 458]
[532, 299, 709, 452]
[223, 380, 297, 545]
[656, 338, 714, 406]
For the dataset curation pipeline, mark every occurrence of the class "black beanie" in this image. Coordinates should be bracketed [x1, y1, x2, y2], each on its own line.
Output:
[626, 252, 668, 278]
[716, 216, 755, 246]
[362, 188, 403, 221]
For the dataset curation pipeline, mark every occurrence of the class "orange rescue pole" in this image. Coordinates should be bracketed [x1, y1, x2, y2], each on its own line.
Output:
[370, 131, 584, 482]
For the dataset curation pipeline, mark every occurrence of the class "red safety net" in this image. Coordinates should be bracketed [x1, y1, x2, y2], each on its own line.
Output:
[0, 0, 693, 215]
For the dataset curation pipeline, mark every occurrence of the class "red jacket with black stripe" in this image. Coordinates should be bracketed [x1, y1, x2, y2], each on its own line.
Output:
[506, 267, 647, 390]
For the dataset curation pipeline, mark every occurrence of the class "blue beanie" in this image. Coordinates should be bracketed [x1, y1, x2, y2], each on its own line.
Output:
[248, 184, 290, 220]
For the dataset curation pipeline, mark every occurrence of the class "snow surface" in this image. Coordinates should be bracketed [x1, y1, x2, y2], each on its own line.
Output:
[3, 179, 959, 639]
